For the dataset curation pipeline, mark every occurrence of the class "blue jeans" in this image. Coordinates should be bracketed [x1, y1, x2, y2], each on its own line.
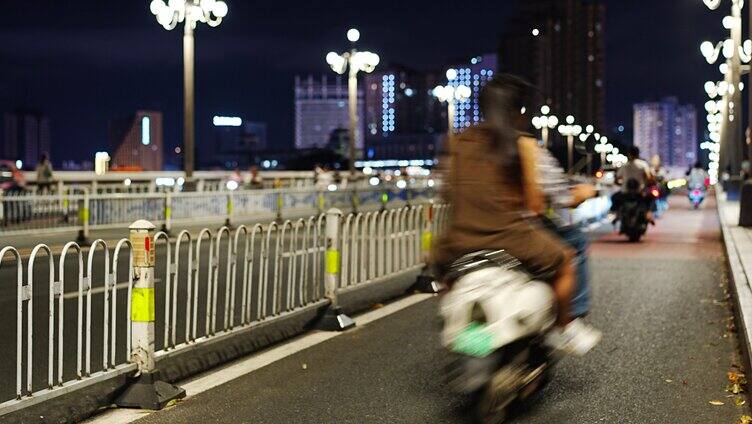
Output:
[554, 224, 591, 317]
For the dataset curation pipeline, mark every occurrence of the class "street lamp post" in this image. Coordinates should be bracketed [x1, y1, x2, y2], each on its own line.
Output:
[432, 69, 471, 135]
[557, 115, 582, 174]
[150, 0, 228, 180]
[594, 137, 613, 169]
[700, 0, 750, 178]
[326, 29, 380, 177]
[532, 105, 559, 148]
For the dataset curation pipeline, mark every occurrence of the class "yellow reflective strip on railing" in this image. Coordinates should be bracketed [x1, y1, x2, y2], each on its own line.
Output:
[79, 208, 89, 222]
[421, 231, 433, 252]
[326, 249, 340, 274]
[165, 206, 172, 219]
[131, 287, 155, 322]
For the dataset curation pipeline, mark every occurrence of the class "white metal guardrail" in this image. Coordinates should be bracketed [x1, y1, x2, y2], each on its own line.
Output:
[0, 184, 436, 236]
[0, 203, 443, 415]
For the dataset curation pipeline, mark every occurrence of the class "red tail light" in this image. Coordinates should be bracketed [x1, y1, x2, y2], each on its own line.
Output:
[650, 188, 660, 198]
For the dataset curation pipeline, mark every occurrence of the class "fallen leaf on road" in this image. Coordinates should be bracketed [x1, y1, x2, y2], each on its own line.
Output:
[683, 379, 688, 385]
[739, 415, 752, 424]
[665, 379, 673, 383]
[735, 397, 747, 407]
[372, 303, 384, 309]
[709, 400, 725, 406]
[301, 363, 307, 370]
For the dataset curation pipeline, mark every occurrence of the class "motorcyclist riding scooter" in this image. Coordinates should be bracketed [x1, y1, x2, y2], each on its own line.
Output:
[611, 146, 654, 241]
[433, 75, 601, 422]
[686, 162, 709, 209]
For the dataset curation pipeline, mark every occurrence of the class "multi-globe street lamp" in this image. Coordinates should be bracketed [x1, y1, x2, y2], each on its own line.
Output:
[577, 125, 601, 175]
[557, 115, 582, 173]
[326, 29, 380, 177]
[433, 69, 472, 135]
[531, 105, 559, 148]
[594, 136, 614, 168]
[699, 0, 751, 182]
[150, 0, 228, 180]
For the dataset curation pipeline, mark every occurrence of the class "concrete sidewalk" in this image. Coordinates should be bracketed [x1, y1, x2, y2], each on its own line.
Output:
[717, 192, 752, 376]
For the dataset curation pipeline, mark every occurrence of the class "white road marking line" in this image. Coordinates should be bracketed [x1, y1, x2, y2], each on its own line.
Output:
[84, 293, 435, 424]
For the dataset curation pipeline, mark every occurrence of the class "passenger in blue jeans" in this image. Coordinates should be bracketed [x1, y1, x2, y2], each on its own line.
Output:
[534, 143, 593, 318]
[555, 224, 590, 317]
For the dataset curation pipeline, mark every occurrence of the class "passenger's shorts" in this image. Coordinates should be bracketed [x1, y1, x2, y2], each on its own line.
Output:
[500, 220, 574, 282]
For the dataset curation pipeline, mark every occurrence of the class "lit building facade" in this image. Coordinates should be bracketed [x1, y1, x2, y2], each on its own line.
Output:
[633, 98, 697, 168]
[363, 66, 444, 160]
[447, 54, 498, 131]
[109, 110, 164, 171]
[3, 110, 51, 168]
[294, 75, 364, 150]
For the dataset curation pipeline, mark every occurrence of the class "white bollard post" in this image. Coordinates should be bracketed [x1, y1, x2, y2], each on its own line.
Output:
[316, 208, 354, 331]
[411, 201, 443, 293]
[115, 220, 185, 410]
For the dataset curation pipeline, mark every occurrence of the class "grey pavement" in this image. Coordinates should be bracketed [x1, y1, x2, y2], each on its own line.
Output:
[133, 195, 752, 423]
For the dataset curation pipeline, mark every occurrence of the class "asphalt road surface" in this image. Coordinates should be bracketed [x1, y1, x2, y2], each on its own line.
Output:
[133, 195, 752, 423]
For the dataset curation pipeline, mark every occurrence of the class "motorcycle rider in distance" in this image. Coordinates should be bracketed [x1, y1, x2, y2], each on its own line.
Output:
[612, 146, 655, 222]
[687, 161, 709, 189]
[432, 74, 601, 356]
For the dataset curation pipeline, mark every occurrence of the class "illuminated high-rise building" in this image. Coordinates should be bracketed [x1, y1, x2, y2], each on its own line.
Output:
[109, 110, 164, 171]
[3, 110, 51, 168]
[633, 98, 697, 169]
[362, 66, 444, 159]
[294, 75, 364, 150]
[446, 53, 498, 131]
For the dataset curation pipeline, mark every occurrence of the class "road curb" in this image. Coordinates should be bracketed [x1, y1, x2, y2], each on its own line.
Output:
[717, 194, 752, 375]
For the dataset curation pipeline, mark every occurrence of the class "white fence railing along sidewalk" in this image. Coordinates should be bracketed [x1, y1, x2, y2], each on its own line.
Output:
[0, 201, 446, 417]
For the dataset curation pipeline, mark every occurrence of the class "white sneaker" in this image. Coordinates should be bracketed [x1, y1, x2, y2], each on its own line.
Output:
[546, 319, 602, 357]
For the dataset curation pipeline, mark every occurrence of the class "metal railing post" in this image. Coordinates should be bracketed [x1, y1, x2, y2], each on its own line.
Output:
[410, 201, 443, 293]
[115, 220, 185, 409]
[225, 191, 233, 228]
[160, 192, 172, 235]
[317, 191, 325, 215]
[76, 188, 90, 245]
[316, 208, 354, 331]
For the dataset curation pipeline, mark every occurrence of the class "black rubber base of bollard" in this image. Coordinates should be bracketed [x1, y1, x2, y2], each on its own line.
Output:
[115, 371, 186, 410]
[315, 306, 355, 331]
[159, 225, 172, 237]
[410, 273, 445, 294]
[75, 230, 90, 246]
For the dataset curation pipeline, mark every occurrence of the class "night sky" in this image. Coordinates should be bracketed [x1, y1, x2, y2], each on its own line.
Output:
[0, 0, 728, 166]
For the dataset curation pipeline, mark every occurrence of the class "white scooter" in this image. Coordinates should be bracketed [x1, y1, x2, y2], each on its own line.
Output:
[441, 250, 557, 423]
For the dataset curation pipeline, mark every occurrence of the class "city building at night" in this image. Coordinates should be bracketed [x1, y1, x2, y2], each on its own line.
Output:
[363, 65, 445, 161]
[2, 110, 51, 168]
[294, 75, 364, 150]
[499, 0, 606, 130]
[446, 53, 499, 132]
[633, 98, 697, 169]
[206, 116, 267, 169]
[108, 110, 164, 171]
